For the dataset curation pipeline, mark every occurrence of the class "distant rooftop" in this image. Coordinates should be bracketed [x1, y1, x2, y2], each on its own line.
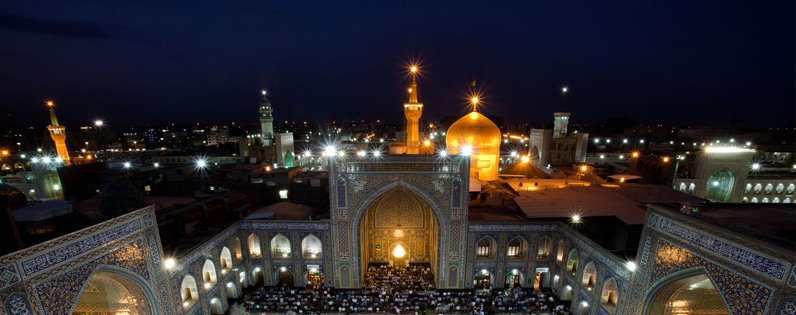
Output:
[246, 201, 317, 220]
[514, 184, 701, 225]
[13, 201, 73, 222]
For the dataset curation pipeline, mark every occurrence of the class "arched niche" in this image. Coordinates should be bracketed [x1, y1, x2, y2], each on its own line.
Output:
[220, 247, 233, 272]
[271, 234, 292, 258]
[643, 271, 730, 315]
[301, 234, 323, 259]
[537, 236, 551, 260]
[70, 267, 158, 315]
[247, 234, 262, 258]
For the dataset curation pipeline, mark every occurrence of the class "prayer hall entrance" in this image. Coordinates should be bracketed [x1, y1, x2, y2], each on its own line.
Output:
[71, 269, 155, 314]
[359, 189, 439, 285]
[645, 273, 729, 314]
[306, 269, 324, 290]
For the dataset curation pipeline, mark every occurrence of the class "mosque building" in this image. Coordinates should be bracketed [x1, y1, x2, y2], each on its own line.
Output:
[446, 97, 502, 181]
[0, 70, 794, 315]
[233, 91, 296, 167]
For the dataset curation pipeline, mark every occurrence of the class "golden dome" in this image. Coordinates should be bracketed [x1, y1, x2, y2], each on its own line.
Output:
[446, 111, 502, 181]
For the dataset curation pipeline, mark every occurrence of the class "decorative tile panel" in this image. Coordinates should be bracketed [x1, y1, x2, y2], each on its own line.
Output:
[0, 265, 20, 291]
[20, 218, 144, 278]
[649, 240, 773, 315]
[35, 239, 150, 315]
[336, 177, 347, 208]
[451, 177, 462, 208]
[651, 213, 789, 281]
[5, 293, 30, 315]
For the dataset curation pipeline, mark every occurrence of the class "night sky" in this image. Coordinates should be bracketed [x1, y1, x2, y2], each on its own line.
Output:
[2, 1, 793, 128]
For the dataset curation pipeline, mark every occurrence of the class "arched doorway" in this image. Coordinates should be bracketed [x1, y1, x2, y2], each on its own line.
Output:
[276, 268, 294, 287]
[505, 270, 523, 289]
[225, 281, 238, 299]
[600, 278, 618, 314]
[306, 269, 324, 290]
[252, 268, 264, 287]
[705, 169, 734, 202]
[566, 249, 579, 276]
[359, 188, 438, 281]
[388, 242, 409, 267]
[72, 269, 156, 314]
[645, 273, 729, 314]
[209, 297, 223, 314]
[534, 269, 548, 291]
[474, 270, 492, 290]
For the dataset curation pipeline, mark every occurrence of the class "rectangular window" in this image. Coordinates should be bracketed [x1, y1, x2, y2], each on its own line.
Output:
[477, 245, 490, 257]
[507, 245, 521, 257]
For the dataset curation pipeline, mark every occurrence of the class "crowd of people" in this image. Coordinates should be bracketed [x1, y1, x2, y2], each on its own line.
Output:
[363, 264, 435, 293]
[242, 265, 571, 314]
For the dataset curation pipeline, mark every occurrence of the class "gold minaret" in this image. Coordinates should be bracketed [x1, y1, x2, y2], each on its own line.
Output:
[404, 66, 423, 154]
[46, 101, 70, 165]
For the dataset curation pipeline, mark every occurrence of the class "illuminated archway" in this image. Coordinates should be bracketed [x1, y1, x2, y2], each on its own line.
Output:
[271, 234, 291, 258]
[643, 271, 729, 315]
[537, 236, 551, 260]
[581, 262, 596, 291]
[601, 278, 618, 314]
[506, 236, 526, 260]
[203, 260, 218, 286]
[359, 188, 437, 279]
[71, 268, 157, 314]
[220, 247, 232, 272]
[234, 237, 242, 262]
[556, 240, 566, 263]
[301, 234, 323, 259]
[180, 274, 199, 310]
[705, 169, 734, 202]
[566, 249, 579, 275]
[505, 269, 523, 289]
[247, 234, 261, 258]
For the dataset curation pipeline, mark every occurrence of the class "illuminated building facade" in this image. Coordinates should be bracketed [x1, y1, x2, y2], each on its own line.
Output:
[445, 100, 502, 181]
[259, 91, 274, 146]
[529, 111, 589, 166]
[2, 159, 794, 314]
[1, 78, 793, 315]
[45, 102, 70, 166]
[674, 147, 796, 203]
[390, 67, 433, 155]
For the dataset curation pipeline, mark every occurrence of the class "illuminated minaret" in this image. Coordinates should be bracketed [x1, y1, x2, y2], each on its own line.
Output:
[259, 90, 274, 146]
[404, 66, 423, 154]
[46, 101, 70, 165]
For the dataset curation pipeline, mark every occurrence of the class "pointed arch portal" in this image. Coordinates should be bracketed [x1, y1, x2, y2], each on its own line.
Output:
[70, 267, 159, 315]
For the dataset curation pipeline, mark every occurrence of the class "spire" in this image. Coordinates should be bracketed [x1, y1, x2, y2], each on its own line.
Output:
[471, 97, 479, 112]
[408, 67, 419, 103]
[46, 101, 59, 126]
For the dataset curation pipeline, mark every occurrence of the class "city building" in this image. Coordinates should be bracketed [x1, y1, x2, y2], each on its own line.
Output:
[674, 146, 796, 203]
[528, 111, 589, 166]
[0, 76, 793, 315]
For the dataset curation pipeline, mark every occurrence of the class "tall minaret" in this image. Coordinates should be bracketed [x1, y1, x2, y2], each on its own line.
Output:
[404, 66, 423, 154]
[259, 90, 274, 146]
[46, 101, 70, 165]
[553, 87, 570, 138]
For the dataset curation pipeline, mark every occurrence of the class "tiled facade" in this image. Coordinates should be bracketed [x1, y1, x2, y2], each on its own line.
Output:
[0, 206, 171, 315]
[1, 156, 795, 314]
[625, 205, 796, 314]
[465, 223, 634, 315]
[328, 155, 470, 289]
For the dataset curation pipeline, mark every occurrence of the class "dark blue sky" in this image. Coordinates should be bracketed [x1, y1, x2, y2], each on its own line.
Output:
[1, 0, 793, 128]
